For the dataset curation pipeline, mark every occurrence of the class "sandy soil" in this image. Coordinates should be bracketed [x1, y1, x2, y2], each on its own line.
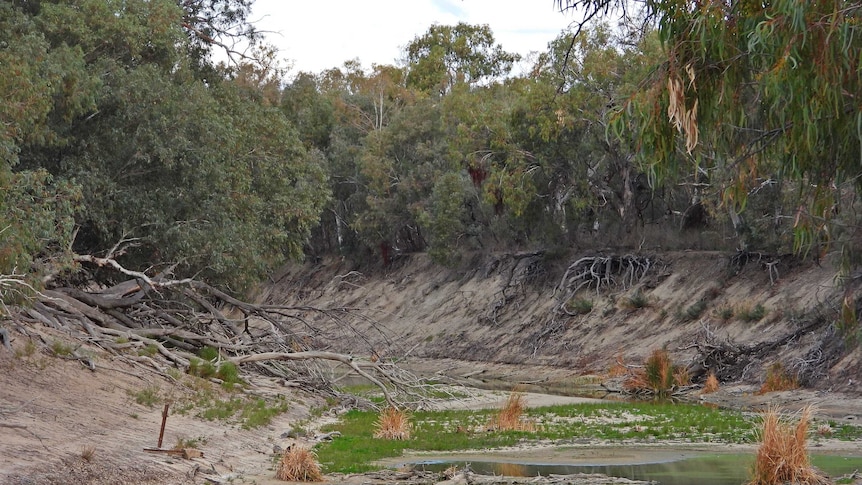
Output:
[2, 329, 861, 485]
[0, 326, 324, 485]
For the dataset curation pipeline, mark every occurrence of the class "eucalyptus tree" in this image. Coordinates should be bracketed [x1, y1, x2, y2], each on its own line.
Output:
[404, 22, 520, 95]
[558, 0, 862, 260]
[2, 0, 328, 292]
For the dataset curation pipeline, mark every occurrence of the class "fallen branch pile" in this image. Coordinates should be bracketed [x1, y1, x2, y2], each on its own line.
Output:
[2, 255, 445, 409]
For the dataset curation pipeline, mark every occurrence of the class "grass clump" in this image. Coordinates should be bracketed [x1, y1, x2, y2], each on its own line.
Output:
[702, 372, 720, 394]
[737, 303, 768, 322]
[626, 348, 684, 397]
[138, 343, 158, 357]
[130, 386, 160, 407]
[758, 362, 799, 394]
[748, 406, 828, 485]
[488, 391, 536, 432]
[622, 291, 650, 310]
[197, 395, 287, 429]
[276, 446, 323, 482]
[374, 407, 411, 440]
[80, 445, 96, 462]
[683, 300, 707, 321]
[51, 340, 74, 356]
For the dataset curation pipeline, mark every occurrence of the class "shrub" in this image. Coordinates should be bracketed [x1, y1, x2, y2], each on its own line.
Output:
[276, 446, 323, 482]
[373, 407, 412, 440]
[748, 406, 828, 485]
[673, 366, 691, 386]
[566, 298, 593, 315]
[80, 445, 96, 462]
[758, 362, 799, 394]
[188, 357, 216, 379]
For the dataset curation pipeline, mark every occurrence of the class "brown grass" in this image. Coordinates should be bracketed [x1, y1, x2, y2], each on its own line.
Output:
[275, 446, 323, 482]
[645, 348, 675, 394]
[758, 362, 799, 394]
[373, 406, 412, 440]
[748, 406, 828, 485]
[488, 391, 536, 432]
[673, 366, 691, 386]
[701, 372, 720, 394]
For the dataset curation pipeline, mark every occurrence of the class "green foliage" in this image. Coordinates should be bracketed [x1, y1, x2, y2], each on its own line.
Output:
[2, 0, 328, 291]
[0, 169, 81, 287]
[681, 301, 708, 321]
[405, 23, 519, 94]
[624, 291, 650, 310]
[423, 173, 472, 264]
[565, 298, 593, 315]
[737, 303, 767, 323]
[565, 0, 862, 261]
[130, 386, 161, 408]
[188, 358, 217, 380]
[197, 395, 287, 429]
[50, 340, 74, 356]
[138, 344, 158, 357]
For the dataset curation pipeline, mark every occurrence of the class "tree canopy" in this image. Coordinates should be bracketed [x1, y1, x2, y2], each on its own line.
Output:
[3, 0, 860, 303]
[559, 0, 862, 262]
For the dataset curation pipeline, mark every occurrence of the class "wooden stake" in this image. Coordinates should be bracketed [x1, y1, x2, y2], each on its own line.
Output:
[157, 402, 169, 448]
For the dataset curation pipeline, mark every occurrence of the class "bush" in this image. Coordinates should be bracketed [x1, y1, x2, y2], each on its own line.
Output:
[566, 298, 593, 315]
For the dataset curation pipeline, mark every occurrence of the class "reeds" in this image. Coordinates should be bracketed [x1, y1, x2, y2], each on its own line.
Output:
[373, 406, 412, 440]
[748, 406, 828, 485]
[275, 446, 323, 482]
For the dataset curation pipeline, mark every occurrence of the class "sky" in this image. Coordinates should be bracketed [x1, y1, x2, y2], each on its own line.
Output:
[247, 0, 580, 76]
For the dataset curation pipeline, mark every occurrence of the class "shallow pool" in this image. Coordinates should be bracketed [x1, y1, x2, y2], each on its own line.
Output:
[411, 453, 862, 485]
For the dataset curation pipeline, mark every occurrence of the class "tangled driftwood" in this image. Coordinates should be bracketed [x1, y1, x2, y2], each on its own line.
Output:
[1, 255, 450, 409]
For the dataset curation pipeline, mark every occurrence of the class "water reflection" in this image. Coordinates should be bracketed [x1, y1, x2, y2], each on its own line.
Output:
[414, 454, 862, 485]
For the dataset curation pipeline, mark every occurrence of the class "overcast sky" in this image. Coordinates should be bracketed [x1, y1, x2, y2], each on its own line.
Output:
[247, 0, 579, 75]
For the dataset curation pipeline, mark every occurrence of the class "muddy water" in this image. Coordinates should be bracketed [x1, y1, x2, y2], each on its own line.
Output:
[408, 454, 862, 485]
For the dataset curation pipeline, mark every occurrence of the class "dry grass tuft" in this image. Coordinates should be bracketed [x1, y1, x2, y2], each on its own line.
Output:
[673, 366, 691, 386]
[758, 362, 799, 394]
[701, 372, 720, 394]
[488, 391, 536, 432]
[80, 445, 96, 462]
[373, 406, 412, 440]
[275, 446, 323, 482]
[748, 406, 828, 485]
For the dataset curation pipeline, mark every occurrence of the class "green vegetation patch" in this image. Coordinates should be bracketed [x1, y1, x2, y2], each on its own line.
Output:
[316, 402, 764, 474]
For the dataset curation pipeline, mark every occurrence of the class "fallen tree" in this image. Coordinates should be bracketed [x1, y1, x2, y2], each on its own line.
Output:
[1, 255, 451, 409]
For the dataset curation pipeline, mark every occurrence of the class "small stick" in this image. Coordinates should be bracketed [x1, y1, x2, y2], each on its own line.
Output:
[157, 402, 170, 448]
